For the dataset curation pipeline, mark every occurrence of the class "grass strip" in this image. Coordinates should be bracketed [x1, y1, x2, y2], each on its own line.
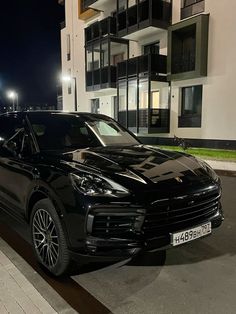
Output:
[156, 146, 236, 162]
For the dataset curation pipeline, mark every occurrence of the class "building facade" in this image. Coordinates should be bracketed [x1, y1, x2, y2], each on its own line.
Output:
[60, 0, 236, 149]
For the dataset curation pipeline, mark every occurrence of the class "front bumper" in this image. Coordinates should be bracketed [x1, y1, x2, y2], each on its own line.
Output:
[69, 209, 224, 262]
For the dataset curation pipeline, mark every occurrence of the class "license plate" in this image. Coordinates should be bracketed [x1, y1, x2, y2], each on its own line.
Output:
[171, 222, 212, 247]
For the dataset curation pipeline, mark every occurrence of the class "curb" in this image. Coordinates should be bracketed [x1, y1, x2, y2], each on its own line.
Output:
[215, 169, 236, 177]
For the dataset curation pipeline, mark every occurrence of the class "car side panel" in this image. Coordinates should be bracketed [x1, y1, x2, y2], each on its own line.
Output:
[0, 156, 37, 219]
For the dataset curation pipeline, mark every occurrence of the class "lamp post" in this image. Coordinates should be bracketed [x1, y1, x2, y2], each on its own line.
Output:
[7, 90, 19, 111]
[61, 75, 78, 111]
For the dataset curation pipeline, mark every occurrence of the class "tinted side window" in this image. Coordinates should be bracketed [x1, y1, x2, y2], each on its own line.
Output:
[0, 115, 23, 142]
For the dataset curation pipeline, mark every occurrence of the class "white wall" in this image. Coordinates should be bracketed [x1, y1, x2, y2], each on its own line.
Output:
[202, 0, 236, 140]
[170, 0, 236, 140]
[139, 31, 168, 56]
[61, 0, 92, 112]
[99, 94, 116, 117]
[172, 0, 181, 24]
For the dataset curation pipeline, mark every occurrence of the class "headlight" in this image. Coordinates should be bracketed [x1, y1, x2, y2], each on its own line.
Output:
[70, 172, 130, 197]
[195, 158, 220, 183]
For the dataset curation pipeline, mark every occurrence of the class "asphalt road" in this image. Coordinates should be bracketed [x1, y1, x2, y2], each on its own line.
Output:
[73, 175, 236, 314]
[0, 175, 236, 314]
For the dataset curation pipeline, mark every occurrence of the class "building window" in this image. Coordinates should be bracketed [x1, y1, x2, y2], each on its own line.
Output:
[67, 69, 72, 94]
[110, 41, 128, 65]
[183, 0, 202, 7]
[128, 78, 138, 132]
[66, 34, 71, 61]
[113, 96, 118, 120]
[179, 85, 202, 128]
[139, 79, 149, 130]
[93, 42, 101, 70]
[171, 24, 196, 75]
[143, 41, 160, 55]
[181, 0, 205, 20]
[118, 80, 127, 127]
[112, 53, 124, 66]
[117, 0, 127, 12]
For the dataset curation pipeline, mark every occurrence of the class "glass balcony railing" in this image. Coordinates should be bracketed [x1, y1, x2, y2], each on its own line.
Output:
[86, 66, 117, 91]
[117, 0, 171, 37]
[117, 54, 167, 81]
[85, 36, 129, 91]
[118, 109, 170, 134]
[85, 16, 116, 43]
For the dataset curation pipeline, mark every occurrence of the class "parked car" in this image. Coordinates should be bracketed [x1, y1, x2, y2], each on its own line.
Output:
[0, 111, 223, 276]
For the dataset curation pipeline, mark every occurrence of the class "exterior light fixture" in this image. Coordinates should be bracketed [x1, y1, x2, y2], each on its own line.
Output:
[7, 90, 19, 111]
[61, 75, 78, 111]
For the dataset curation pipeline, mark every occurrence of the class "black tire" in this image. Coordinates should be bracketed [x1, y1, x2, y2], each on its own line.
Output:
[30, 198, 70, 276]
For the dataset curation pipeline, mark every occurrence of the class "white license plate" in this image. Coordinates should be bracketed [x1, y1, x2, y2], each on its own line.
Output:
[171, 222, 212, 247]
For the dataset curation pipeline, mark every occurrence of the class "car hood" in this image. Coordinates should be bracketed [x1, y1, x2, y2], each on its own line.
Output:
[48, 145, 216, 192]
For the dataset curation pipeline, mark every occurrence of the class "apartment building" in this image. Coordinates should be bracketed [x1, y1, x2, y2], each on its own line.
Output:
[60, 0, 236, 149]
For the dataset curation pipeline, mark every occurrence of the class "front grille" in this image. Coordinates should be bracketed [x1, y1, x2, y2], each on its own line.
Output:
[143, 188, 221, 237]
[92, 213, 144, 238]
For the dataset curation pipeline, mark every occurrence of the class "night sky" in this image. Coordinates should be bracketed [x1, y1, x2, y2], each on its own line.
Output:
[0, 0, 64, 108]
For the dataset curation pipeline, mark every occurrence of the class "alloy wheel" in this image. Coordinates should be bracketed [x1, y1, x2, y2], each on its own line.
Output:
[32, 208, 59, 269]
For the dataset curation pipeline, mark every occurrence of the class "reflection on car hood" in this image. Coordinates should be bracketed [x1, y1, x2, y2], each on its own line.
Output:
[56, 145, 213, 188]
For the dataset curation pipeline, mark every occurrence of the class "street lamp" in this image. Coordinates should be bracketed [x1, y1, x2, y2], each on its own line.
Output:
[7, 90, 19, 111]
[61, 75, 78, 111]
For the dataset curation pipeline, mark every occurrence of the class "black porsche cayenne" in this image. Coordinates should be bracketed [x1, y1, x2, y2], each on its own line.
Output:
[0, 111, 223, 276]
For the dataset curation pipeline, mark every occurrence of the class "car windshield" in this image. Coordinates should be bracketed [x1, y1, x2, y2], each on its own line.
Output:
[28, 113, 139, 151]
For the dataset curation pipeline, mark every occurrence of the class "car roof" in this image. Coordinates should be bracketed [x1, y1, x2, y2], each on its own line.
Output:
[0, 111, 112, 121]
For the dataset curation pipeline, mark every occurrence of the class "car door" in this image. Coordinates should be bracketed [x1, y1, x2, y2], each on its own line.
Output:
[0, 114, 36, 220]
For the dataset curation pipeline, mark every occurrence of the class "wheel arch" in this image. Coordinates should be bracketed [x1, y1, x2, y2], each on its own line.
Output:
[26, 185, 65, 222]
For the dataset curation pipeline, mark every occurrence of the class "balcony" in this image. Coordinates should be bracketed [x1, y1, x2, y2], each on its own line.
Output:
[86, 66, 117, 91]
[117, 54, 167, 81]
[119, 109, 170, 134]
[85, 16, 116, 43]
[134, 108, 170, 133]
[149, 108, 170, 133]
[117, 71, 170, 134]
[86, 37, 129, 91]
[167, 14, 209, 81]
[117, 0, 171, 40]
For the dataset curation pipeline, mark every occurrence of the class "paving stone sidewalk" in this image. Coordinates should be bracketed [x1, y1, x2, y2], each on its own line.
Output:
[205, 159, 236, 172]
[0, 249, 57, 314]
[0, 237, 77, 314]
